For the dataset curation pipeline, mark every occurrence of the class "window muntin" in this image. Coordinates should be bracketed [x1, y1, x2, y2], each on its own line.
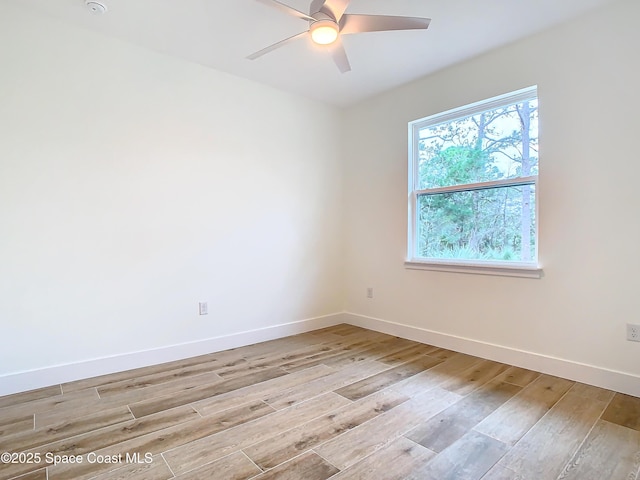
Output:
[408, 87, 539, 268]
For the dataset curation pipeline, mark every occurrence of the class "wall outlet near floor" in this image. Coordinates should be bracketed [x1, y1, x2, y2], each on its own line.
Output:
[198, 302, 208, 315]
[366, 287, 374, 299]
[627, 323, 640, 342]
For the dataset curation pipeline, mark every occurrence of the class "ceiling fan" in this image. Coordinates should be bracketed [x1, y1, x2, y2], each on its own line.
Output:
[247, 0, 431, 73]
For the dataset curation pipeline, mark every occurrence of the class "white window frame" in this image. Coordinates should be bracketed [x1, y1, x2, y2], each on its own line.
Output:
[406, 86, 542, 278]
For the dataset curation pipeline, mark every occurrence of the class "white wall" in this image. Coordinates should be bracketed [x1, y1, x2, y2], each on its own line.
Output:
[0, 2, 344, 388]
[343, 0, 640, 385]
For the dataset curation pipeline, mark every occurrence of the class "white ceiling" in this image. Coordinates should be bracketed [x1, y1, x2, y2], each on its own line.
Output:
[8, 0, 617, 106]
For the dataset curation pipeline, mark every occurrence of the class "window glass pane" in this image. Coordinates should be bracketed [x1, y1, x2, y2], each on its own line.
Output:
[417, 99, 538, 189]
[417, 184, 536, 262]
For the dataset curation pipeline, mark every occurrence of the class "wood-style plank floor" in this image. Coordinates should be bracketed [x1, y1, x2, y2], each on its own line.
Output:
[1, 324, 639, 480]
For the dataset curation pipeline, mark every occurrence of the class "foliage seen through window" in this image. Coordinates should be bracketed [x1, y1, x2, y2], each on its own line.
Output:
[409, 88, 539, 265]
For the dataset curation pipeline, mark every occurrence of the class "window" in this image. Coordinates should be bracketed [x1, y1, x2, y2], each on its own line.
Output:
[407, 87, 540, 276]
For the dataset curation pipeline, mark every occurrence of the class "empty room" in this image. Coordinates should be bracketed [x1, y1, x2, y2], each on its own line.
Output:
[1, 0, 639, 479]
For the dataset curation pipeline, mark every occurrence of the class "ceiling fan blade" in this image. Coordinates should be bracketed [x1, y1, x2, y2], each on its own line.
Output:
[312, 0, 350, 21]
[246, 31, 308, 60]
[328, 38, 351, 73]
[340, 14, 431, 35]
[255, 0, 315, 21]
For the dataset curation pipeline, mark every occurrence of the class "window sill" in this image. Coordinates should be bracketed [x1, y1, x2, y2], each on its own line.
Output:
[404, 259, 543, 279]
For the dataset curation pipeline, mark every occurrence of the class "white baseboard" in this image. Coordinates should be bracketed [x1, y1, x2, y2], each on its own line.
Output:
[343, 312, 640, 398]
[0, 313, 345, 397]
[5, 311, 637, 399]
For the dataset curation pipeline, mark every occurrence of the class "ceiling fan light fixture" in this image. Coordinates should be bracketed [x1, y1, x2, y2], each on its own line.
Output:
[310, 20, 339, 45]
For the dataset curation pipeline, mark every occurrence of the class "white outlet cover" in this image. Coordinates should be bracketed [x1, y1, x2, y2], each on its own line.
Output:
[627, 323, 640, 342]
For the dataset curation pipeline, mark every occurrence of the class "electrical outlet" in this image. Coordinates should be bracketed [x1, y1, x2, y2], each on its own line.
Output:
[198, 302, 208, 316]
[627, 323, 640, 342]
[366, 287, 374, 299]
